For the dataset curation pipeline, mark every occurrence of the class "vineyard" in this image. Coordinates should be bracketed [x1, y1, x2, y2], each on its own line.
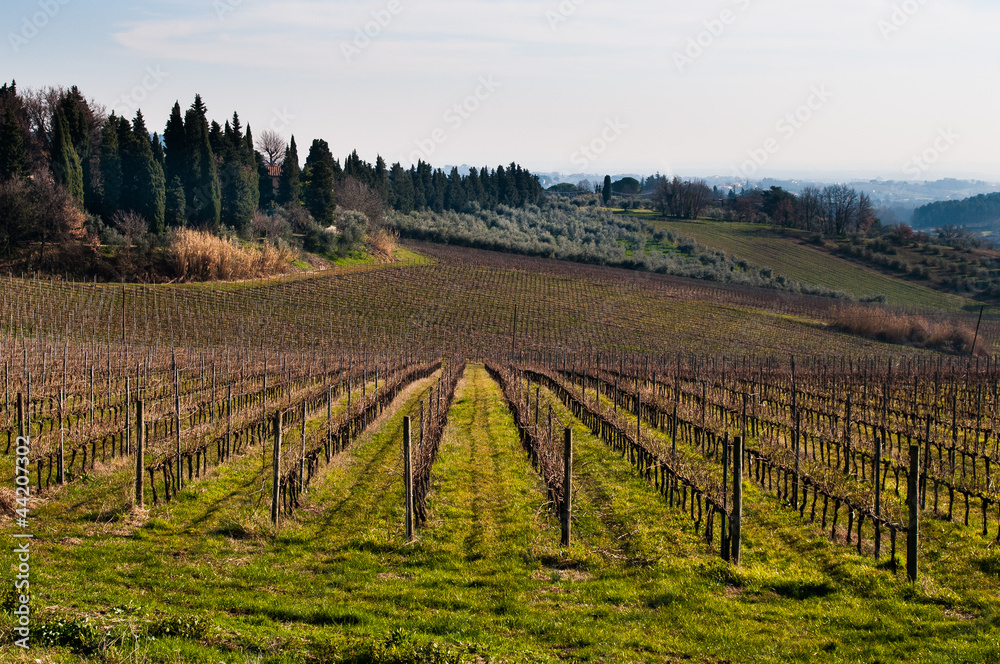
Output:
[4, 243, 1000, 663]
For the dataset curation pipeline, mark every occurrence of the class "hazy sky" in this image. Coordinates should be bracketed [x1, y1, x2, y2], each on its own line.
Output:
[4, 0, 998, 180]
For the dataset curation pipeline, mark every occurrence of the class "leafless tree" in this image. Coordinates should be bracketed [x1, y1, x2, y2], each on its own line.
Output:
[799, 187, 824, 232]
[823, 184, 859, 235]
[113, 210, 148, 247]
[336, 177, 386, 231]
[256, 129, 287, 167]
[654, 177, 712, 219]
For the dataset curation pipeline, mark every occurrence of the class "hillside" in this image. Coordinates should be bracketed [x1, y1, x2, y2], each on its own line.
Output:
[647, 218, 988, 313]
[5, 245, 1000, 663]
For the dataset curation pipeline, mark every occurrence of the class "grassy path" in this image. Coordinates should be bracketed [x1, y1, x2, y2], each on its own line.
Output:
[5, 365, 1000, 663]
[529, 377, 999, 663]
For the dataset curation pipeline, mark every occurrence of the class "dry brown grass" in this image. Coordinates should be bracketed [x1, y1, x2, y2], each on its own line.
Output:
[830, 304, 987, 355]
[369, 227, 399, 260]
[169, 229, 294, 282]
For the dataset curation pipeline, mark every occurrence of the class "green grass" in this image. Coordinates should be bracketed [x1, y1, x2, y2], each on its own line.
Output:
[651, 219, 976, 312]
[6, 365, 1000, 662]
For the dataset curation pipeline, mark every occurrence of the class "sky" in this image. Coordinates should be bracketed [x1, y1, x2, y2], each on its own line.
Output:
[4, 0, 999, 181]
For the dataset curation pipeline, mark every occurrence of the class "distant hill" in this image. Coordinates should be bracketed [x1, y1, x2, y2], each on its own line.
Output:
[913, 192, 1000, 231]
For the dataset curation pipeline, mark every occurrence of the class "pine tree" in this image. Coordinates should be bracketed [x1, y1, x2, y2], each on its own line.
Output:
[51, 111, 84, 205]
[603, 175, 612, 205]
[303, 139, 336, 225]
[276, 136, 301, 206]
[0, 107, 29, 180]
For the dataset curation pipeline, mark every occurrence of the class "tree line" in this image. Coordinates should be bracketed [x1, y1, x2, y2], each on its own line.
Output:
[0, 81, 543, 259]
[913, 192, 1000, 231]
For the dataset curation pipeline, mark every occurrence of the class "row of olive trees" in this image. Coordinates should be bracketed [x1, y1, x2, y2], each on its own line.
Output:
[390, 199, 848, 298]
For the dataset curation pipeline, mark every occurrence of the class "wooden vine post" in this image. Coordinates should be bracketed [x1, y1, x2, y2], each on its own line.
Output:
[908, 443, 920, 582]
[134, 399, 144, 507]
[722, 433, 730, 562]
[561, 427, 573, 547]
[16, 392, 24, 441]
[731, 436, 744, 565]
[404, 416, 414, 542]
[300, 399, 307, 492]
[173, 357, 182, 488]
[57, 389, 65, 484]
[271, 411, 282, 526]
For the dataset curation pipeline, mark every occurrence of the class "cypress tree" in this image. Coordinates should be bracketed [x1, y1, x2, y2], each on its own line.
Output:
[150, 132, 165, 167]
[57, 87, 97, 210]
[276, 136, 301, 206]
[303, 139, 336, 225]
[165, 175, 186, 228]
[430, 169, 446, 212]
[445, 167, 467, 211]
[220, 112, 258, 232]
[256, 151, 274, 209]
[603, 175, 612, 205]
[51, 111, 84, 205]
[0, 107, 29, 180]
[162, 101, 187, 187]
[120, 111, 165, 233]
[209, 120, 223, 155]
[183, 95, 221, 228]
[388, 162, 413, 213]
[99, 115, 122, 216]
[374, 156, 389, 201]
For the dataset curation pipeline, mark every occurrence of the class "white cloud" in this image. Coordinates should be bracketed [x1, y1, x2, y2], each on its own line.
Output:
[92, 0, 1000, 175]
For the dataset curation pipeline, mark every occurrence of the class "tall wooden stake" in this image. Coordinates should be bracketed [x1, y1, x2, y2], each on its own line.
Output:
[561, 427, 573, 547]
[271, 411, 282, 526]
[134, 400, 144, 507]
[731, 436, 743, 565]
[908, 443, 920, 582]
[404, 416, 414, 542]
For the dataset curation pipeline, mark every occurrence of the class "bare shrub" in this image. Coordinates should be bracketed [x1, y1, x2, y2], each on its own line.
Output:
[251, 210, 290, 240]
[336, 177, 386, 230]
[369, 227, 398, 259]
[169, 229, 293, 282]
[112, 211, 148, 247]
[830, 305, 988, 355]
